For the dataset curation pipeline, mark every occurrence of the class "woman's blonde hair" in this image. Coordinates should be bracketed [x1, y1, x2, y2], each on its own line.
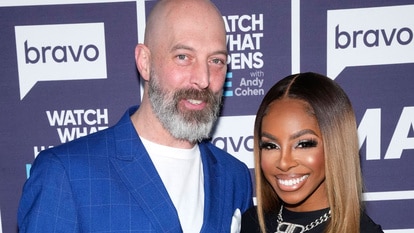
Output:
[254, 72, 363, 233]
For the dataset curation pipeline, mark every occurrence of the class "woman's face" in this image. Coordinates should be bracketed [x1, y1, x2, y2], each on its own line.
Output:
[260, 98, 328, 211]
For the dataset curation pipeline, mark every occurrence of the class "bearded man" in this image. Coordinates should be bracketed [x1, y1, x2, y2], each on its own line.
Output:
[18, 0, 253, 232]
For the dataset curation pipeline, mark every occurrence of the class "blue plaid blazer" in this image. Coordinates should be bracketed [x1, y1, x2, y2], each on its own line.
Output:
[18, 106, 253, 232]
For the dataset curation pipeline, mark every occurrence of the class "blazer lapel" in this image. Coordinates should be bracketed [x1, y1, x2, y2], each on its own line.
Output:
[199, 142, 223, 232]
[109, 114, 182, 233]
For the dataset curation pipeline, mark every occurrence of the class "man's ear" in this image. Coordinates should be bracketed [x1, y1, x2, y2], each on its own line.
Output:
[135, 44, 151, 81]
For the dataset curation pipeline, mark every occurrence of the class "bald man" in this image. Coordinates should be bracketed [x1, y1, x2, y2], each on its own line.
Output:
[17, 0, 253, 232]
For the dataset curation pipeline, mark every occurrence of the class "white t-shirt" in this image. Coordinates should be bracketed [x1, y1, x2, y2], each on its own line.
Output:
[140, 137, 204, 233]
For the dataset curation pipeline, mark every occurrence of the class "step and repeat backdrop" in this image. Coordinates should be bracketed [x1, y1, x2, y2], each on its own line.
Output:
[1, 0, 413, 232]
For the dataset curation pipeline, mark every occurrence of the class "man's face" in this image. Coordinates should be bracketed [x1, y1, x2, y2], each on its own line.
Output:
[146, 2, 228, 142]
[148, 68, 222, 142]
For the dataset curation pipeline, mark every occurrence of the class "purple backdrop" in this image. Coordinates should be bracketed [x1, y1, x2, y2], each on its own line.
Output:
[0, 0, 413, 232]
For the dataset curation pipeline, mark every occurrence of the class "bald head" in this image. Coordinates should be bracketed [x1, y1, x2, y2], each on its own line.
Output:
[133, 0, 228, 146]
[144, 0, 226, 50]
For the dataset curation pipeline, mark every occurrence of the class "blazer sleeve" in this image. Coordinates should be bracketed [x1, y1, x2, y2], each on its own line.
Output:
[18, 150, 78, 233]
[243, 166, 254, 212]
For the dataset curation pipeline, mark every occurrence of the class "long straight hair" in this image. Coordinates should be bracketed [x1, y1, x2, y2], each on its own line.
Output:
[254, 72, 363, 233]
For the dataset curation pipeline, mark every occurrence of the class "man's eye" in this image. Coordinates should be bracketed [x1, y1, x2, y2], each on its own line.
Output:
[259, 142, 279, 150]
[296, 139, 318, 148]
[177, 54, 187, 60]
[211, 58, 224, 65]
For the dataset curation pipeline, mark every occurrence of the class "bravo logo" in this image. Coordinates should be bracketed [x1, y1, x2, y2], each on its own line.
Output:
[15, 23, 107, 100]
[327, 5, 414, 79]
[211, 115, 255, 168]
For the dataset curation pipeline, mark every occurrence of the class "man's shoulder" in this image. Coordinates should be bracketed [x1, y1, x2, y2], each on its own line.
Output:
[201, 140, 248, 168]
[45, 106, 136, 157]
[42, 126, 115, 158]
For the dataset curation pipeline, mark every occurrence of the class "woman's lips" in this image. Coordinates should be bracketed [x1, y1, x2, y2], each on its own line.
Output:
[275, 174, 309, 191]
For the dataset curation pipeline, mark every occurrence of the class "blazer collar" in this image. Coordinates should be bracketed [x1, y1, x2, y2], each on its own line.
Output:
[110, 107, 182, 232]
[199, 142, 224, 232]
[109, 107, 225, 232]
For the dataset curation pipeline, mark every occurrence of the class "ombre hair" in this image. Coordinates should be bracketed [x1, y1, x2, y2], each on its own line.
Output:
[254, 72, 363, 233]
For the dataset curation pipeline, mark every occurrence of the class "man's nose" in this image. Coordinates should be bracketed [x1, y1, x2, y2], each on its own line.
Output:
[190, 62, 210, 89]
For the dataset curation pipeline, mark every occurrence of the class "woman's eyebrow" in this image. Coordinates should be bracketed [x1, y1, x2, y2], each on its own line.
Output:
[290, 129, 318, 140]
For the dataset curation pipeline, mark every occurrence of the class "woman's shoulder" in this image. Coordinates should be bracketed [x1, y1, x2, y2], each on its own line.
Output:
[241, 206, 260, 233]
[241, 206, 280, 233]
[242, 206, 259, 223]
[361, 212, 384, 233]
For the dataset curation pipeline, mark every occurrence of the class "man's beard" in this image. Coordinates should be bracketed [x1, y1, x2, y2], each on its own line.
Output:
[148, 70, 223, 143]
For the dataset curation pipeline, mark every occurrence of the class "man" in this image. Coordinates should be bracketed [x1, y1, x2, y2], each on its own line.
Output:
[17, 0, 253, 232]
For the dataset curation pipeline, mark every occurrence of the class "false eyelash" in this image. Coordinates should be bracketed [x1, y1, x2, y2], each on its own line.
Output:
[297, 139, 318, 148]
[259, 141, 278, 150]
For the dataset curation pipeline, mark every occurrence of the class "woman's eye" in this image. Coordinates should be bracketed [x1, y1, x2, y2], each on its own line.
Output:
[260, 142, 279, 150]
[296, 139, 318, 148]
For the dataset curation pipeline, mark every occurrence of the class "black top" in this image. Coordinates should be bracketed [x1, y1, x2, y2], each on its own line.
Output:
[241, 206, 384, 233]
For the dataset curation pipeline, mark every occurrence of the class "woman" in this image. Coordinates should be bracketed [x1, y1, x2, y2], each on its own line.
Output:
[241, 72, 383, 233]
